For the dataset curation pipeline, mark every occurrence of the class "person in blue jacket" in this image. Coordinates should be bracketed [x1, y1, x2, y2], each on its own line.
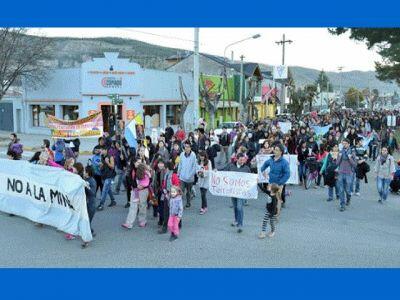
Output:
[260, 143, 291, 213]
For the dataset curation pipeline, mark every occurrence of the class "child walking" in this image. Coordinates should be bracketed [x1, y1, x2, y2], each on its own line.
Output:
[258, 184, 280, 239]
[168, 186, 183, 242]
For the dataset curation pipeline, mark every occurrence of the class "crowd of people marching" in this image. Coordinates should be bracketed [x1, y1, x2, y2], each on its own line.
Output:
[4, 108, 400, 248]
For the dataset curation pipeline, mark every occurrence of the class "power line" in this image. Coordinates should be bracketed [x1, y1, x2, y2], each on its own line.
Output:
[118, 28, 197, 44]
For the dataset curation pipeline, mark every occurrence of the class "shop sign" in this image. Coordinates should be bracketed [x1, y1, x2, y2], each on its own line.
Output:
[101, 77, 122, 88]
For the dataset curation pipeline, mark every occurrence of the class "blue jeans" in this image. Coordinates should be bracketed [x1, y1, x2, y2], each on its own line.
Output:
[328, 181, 340, 201]
[114, 168, 125, 193]
[298, 162, 306, 182]
[354, 177, 361, 193]
[338, 173, 353, 207]
[100, 178, 115, 206]
[377, 177, 391, 201]
[231, 198, 244, 227]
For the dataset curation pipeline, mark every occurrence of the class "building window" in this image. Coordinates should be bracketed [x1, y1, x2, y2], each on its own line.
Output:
[143, 105, 160, 128]
[166, 105, 181, 125]
[62, 105, 79, 120]
[31, 105, 55, 127]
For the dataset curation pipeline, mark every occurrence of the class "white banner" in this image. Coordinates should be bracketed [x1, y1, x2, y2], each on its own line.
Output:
[273, 65, 288, 80]
[0, 159, 92, 242]
[278, 121, 292, 134]
[256, 154, 299, 184]
[209, 171, 258, 199]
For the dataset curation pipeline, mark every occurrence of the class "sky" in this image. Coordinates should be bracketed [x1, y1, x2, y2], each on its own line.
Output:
[28, 28, 382, 72]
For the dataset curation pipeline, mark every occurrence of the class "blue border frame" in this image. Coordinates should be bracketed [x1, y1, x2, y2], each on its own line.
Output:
[1, 0, 400, 299]
[1, 0, 400, 26]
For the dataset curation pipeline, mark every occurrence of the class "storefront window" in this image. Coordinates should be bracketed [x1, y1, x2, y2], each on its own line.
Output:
[166, 105, 181, 125]
[143, 105, 160, 128]
[62, 105, 79, 120]
[31, 105, 55, 127]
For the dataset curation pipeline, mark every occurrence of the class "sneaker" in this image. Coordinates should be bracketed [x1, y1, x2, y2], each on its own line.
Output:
[258, 232, 267, 239]
[158, 228, 167, 234]
[199, 208, 207, 215]
[81, 242, 89, 249]
[139, 222, 146, 228]
[281, 202, 286, 208]
[169, 234, 178, 242]
[327, 198, 333, 202]
[97, 205, 104, 211]
[65, 234, 76, 240]
[268, 231, 275, 238]
[378, 199, 383, 204]
[346, 199, 351, 206]
[355, 192, 360, 196]
[108, 201, 117, 207]
[124, 203, 130, 208]
[231, 221, 238, 227]
[237, 228, 243, 233]
[185, 203, 191, 208]
[121, 223, 132, 229]
[340, 206, 345, 212]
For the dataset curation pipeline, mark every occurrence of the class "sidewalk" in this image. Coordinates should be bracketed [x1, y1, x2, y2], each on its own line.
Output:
[0, 130, 98, 155]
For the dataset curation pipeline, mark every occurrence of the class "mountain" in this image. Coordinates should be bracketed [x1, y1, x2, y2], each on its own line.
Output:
[38, 35, 400, 94]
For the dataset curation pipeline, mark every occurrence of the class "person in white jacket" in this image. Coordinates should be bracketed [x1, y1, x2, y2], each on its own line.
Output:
[375, 146, 396, 203]
[177, 142, 197, 208]
[196, 150, 212, 215]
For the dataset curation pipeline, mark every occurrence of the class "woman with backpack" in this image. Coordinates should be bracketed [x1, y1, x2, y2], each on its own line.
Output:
[320, 143, 340, 202]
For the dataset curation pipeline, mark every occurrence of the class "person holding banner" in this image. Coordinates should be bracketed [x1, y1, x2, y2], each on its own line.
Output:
[223, 153, 251, 233]
[260, 144, 290, 211]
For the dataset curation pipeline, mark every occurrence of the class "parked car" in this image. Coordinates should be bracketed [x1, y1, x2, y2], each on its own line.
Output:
[214, 122, 239, 136]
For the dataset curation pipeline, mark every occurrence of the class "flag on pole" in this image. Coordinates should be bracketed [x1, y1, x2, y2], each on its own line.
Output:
[125, 120, 137, 149]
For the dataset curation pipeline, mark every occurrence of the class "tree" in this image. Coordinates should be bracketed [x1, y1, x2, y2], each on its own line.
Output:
[315, 70, 333, 92]
[199, 73, 223, 129]
[178, 76, 189, 131]
[0, 28, 53, 101]
[330, 28, 400, 84]
[288, 88, 306, 115]
[304, 84, 318, 112]
[345, 87, 364, 109]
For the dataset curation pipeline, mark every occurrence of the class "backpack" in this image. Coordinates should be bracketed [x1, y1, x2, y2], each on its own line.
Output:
[11, 143, 23, 155]
[91, 154, 102, 176]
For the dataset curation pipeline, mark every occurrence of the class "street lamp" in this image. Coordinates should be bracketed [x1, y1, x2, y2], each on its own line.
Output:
[222, 34, 261, 121]
[223, 34, 261, 62]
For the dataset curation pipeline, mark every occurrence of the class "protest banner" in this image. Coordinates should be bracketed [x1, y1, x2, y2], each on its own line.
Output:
[256, 154, 299, 184]
[209, 171, 258, 199]
[0, 159, 92, 242]
[47, 111, 103, 138]
[278, 121, 292, 134]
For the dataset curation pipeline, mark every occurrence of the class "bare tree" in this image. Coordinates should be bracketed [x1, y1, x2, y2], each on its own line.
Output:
[0, 28, 53, 101]
[178, 75, 189, 131]
[199, 73, 223, 129]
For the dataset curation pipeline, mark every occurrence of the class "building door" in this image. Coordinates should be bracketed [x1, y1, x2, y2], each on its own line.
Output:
[101, 104, 123, 135]
[0, 103, 14, 131]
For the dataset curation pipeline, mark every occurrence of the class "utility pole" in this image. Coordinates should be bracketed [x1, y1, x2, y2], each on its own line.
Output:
[338, 66, 344, 107]
[193, 28, 200, 130]
[239, 55, 244, 106]
[276, 34, 293, 113]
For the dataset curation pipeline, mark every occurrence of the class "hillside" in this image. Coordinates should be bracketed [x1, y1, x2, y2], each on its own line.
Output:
[38, 35, 400, 94]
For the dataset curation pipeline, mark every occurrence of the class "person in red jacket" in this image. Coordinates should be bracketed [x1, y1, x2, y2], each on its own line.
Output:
[175, 126, 186, 142]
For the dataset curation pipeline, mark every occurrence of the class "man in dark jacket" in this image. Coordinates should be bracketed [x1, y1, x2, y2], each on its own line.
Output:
[223, 153, 251, 233]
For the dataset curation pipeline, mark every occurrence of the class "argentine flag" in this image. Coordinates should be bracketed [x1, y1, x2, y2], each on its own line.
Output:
[125, 120, 138, 149]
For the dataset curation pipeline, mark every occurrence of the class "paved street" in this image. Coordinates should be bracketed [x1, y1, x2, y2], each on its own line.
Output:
[1, 160, 400, 267]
